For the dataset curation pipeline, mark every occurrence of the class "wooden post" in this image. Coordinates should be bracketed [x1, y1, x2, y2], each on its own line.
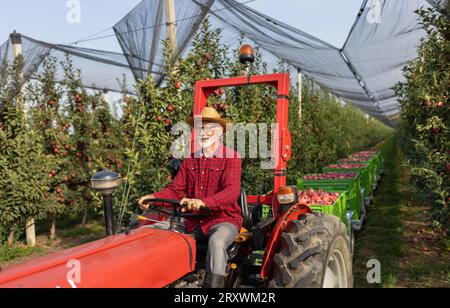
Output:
[297, 68, 302, 123]
[102, 89, 109, 104]
[165, 0, 178, 62]
[11, 31, 36, 247]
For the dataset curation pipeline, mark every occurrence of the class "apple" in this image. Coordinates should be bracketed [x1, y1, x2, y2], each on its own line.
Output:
[204, 53, 213, 61]
[167, 105, 174, 112]
[436, 101, 444, 107]
[175, 81, 182, 90]
[424, 101, 431, 108]
[297, 189, 340, 206]
[165, 118, 172, 126]
[303, 172, 357, 181]
[327, 163, 366, 169]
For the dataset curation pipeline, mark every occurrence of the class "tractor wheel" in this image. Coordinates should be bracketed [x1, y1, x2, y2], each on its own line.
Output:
[269, 213, 353, 288]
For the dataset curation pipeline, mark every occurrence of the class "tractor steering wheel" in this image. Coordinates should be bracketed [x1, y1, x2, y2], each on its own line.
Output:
[142, 198, 212, 219]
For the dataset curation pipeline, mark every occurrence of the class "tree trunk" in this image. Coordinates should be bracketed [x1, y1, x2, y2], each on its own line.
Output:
[50, 218, 56, 241]
[82, 206, 88, 226]
[7, 229, 15, 246]
[25, 217, 36, 247]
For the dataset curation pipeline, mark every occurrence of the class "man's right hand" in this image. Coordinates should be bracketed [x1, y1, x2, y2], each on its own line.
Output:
[138, 194, 155, 211]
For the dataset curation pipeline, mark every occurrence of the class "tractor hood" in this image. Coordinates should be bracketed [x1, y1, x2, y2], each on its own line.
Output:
[0, 228, 195, 288]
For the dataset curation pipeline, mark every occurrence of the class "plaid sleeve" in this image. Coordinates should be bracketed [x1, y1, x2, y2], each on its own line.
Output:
[154, 160, 187, 201]
[201, 158, 242, 212]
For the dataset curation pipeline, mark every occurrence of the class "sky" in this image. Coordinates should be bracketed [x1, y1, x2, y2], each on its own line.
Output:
[0, 0, 364, 51]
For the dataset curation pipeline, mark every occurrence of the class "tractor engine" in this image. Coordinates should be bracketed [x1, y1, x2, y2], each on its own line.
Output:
[0, 228, 195, 288]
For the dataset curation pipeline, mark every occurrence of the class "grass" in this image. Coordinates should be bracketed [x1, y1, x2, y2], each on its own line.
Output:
[353, 136, 450, 288]
[0, 220, 105, 267]
[0, 245, 47, 264]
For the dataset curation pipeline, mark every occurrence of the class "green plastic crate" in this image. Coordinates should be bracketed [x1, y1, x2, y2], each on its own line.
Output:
[308, 191, 348, 227]
[338, 158, 376, 190]
[262, 204, 271, 219]
[323, 165, 371, 200]
[298, 174, 363, 220]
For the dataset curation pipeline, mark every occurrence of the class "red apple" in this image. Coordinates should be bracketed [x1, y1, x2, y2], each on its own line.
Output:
[204, 53, 213, 61]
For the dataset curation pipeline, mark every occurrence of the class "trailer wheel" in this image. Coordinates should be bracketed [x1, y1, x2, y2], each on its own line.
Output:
[269, 213, 353, 288]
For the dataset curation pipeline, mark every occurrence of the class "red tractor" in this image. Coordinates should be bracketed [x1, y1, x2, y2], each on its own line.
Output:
[0, 49, 353, 289]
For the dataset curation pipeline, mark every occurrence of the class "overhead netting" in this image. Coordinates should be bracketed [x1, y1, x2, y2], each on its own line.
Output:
[113, 0, 214, 83]
[205, 0, 434, 124]
[0, 35, 144, 93]
[0, 0, 437, 125]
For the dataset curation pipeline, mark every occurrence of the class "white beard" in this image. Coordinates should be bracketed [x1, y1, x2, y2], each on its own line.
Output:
[201, 135, 219, 149]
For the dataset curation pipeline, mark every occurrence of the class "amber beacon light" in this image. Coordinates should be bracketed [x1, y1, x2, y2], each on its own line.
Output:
[239, 44, 255, 65]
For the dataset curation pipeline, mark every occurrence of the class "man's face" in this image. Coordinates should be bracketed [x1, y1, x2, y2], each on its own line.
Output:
[196, 122, 223, 149]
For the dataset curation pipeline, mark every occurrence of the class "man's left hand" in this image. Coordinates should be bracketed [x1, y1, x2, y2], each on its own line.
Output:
[180, 198, 205, 212]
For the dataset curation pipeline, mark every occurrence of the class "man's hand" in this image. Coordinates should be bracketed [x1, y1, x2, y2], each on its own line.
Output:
[180, 198, 205, 212]
[138, 194, 155, 211]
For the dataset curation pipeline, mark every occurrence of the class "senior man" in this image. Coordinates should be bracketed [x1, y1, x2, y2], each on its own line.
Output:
[138, 107, 242, 288]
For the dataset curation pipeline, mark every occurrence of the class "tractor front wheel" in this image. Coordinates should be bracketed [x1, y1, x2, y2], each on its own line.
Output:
[269, 213, 353, 288]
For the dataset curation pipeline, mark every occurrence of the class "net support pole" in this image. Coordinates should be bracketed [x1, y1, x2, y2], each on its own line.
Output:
[102, 89, 109, 104]
[165, 0, 178, 62]
[11, 31, 36, 247]
[297, 68, 302, 123]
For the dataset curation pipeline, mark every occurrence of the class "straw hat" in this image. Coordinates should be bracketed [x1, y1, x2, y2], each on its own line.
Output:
[186, 107, 232, 131]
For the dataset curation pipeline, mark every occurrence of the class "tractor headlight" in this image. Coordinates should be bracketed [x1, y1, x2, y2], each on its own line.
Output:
[277, 186, 298, 205]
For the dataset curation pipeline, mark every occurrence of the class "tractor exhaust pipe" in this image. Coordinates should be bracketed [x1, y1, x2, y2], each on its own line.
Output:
[91, 170, 122, 236]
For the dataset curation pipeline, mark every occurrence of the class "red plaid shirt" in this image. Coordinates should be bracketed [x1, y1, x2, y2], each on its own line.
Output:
[154, 144, 243, 234]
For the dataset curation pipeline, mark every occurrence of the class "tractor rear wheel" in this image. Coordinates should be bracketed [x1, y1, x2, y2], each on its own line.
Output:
[269, 213, 353, 288]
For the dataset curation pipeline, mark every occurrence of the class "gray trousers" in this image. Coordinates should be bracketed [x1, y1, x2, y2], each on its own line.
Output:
[150, 221, 238, 276]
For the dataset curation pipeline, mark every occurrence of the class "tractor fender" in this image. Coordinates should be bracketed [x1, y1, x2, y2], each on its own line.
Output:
[260, 203, 312, 280]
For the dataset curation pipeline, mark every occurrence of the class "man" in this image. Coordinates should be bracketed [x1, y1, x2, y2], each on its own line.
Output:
[138, 107, 242, 288]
